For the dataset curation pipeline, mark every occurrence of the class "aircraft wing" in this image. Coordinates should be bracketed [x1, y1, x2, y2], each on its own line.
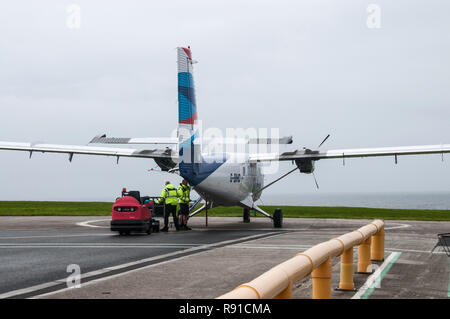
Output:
[249, 144, 450, 162]
[89, 134, 178, 145]
[0, 141, 177, 169]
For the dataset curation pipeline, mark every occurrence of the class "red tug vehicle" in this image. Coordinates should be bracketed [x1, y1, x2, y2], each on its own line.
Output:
[110, 188, 163, 236]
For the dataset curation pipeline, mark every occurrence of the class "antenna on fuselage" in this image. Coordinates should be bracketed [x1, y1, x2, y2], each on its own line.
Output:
[317, 134, 331, 148]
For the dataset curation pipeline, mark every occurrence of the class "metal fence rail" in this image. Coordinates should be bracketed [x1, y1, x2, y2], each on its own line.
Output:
[217, 219, 385, 299]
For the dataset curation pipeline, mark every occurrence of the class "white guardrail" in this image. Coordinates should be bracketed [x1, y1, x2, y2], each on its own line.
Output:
[218, 219, 385, 299]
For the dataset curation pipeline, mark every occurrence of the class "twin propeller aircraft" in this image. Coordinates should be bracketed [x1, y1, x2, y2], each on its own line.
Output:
[1, 47, 449, 227]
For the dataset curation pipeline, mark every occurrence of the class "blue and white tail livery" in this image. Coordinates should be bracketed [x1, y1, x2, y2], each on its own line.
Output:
[176, 47, 263, 214]
[177, 46, 202, 169]
[0, 46, 449, 227]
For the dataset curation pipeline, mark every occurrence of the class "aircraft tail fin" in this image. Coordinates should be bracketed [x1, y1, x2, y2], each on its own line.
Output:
[177, 46, 201, 164]
[177, 46, 198, 130]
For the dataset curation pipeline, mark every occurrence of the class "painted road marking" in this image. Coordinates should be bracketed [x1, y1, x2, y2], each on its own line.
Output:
[0, 233, 112, 240]
[352, 251, 402, 299]
[76, 218, 411, 232]
[2, 243, 442, 255]
[448, 261, 450, 298]
[0, 222, 410, 240]
[0, 231, 283, 299]
[230, 243, 446, 255]
[76, 219, 110, 228]
[0, 243, 201, 249]
[384, 223, 410, 230]
[32, 231, 286, 299]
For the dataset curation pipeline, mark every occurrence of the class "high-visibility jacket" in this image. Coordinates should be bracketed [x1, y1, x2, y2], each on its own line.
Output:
[177, 183, 191, 204]
[159, 184, 178, 206]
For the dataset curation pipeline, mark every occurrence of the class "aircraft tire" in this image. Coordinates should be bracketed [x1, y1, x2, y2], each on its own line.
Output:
[273, 208, 283, 228]
[243, 208, 250, 223]
[152, 219, 160, 233]
[146, 220, 152, 235]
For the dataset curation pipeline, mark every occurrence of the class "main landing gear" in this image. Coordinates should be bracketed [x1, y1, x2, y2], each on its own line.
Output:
[273, 208, 283, 228]
[243, 208, 250, 223]
[242, 207, 283, 228]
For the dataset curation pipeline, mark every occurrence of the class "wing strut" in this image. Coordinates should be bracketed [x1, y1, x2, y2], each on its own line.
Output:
[253, 166, 299, 197]
[188, 200, 213, 218]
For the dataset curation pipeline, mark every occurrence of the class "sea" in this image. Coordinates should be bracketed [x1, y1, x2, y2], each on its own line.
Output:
[257, 192, 450, 210]
[20, 191, 450, 210]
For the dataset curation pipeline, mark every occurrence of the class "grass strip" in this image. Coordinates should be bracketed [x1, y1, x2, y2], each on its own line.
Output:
[0, 201, 449, 221]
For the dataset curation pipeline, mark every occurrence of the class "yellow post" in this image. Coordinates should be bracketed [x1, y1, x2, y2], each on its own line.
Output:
[338, 248, 354, 290]
[312, 258, 332, 299]
[357, 237, 372, 273]
[371, 227, 385, 261]
[273, 281, 293, 299]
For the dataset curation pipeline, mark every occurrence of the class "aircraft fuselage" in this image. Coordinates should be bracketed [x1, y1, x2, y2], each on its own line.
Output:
[180, 153, 264, 207]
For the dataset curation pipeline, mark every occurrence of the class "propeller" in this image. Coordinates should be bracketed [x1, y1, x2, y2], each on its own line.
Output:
[317, 134, 331, 148]
[309, 134, 330, 189]
[312, 172, 320, 189]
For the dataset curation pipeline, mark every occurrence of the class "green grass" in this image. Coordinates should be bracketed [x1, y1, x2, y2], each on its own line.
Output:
[0, 201, 113, 216]
[0, 201, 449, 221]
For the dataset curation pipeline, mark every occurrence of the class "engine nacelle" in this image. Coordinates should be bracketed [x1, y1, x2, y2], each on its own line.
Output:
[295, 159, 315, 174]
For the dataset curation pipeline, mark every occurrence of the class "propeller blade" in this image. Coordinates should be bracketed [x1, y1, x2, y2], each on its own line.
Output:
[318, 134, 331, 148]
[312, 172, 320, 189]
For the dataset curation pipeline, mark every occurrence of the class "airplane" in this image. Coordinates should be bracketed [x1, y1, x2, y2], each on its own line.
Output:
[1, 46, 449, 228]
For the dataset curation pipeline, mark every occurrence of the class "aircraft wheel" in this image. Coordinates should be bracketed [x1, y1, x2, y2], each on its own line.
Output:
[146, 221, 152, 235]
[273, 208, 283, 228]
[152, 219, 160, 233]
[243, 208, 250, 223]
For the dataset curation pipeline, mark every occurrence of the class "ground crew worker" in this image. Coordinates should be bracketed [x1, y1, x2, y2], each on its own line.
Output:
[158, 181, 180, 232]
[177, 179, 191, 230]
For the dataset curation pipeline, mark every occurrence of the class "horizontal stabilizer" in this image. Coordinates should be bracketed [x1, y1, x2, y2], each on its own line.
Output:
[89, 134, 177, 145]
[89, 134, 292, 145]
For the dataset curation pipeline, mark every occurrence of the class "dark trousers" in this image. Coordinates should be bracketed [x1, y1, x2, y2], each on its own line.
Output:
[164, 204, 179, 230]
[179, 203, 189, 225]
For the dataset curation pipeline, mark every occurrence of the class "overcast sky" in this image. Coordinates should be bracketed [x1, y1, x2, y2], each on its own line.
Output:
[0, 1, 449, 201]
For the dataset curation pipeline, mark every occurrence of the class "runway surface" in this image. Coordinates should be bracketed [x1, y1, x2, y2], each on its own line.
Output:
[0, 216, 448, 299]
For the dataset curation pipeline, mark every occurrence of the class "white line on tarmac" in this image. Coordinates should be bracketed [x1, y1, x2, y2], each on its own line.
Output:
[76, 218, 411, 232]
[0, 222, 410, 240]
[0, 234, 113, 240]
[352, 252, 402, 299]
[230, 243, 444, 255]
[0, 243, 200, 247]
[384, 223, 411, 230]
[0, 231, 282, 299]
[76, 219, 110, 228]
[32, 231, 285, 299]
[227, 244, 312, 250]
[386, 248, 446, 255]
[0, 246, 198, 249]
[0, 243, 201, 249]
